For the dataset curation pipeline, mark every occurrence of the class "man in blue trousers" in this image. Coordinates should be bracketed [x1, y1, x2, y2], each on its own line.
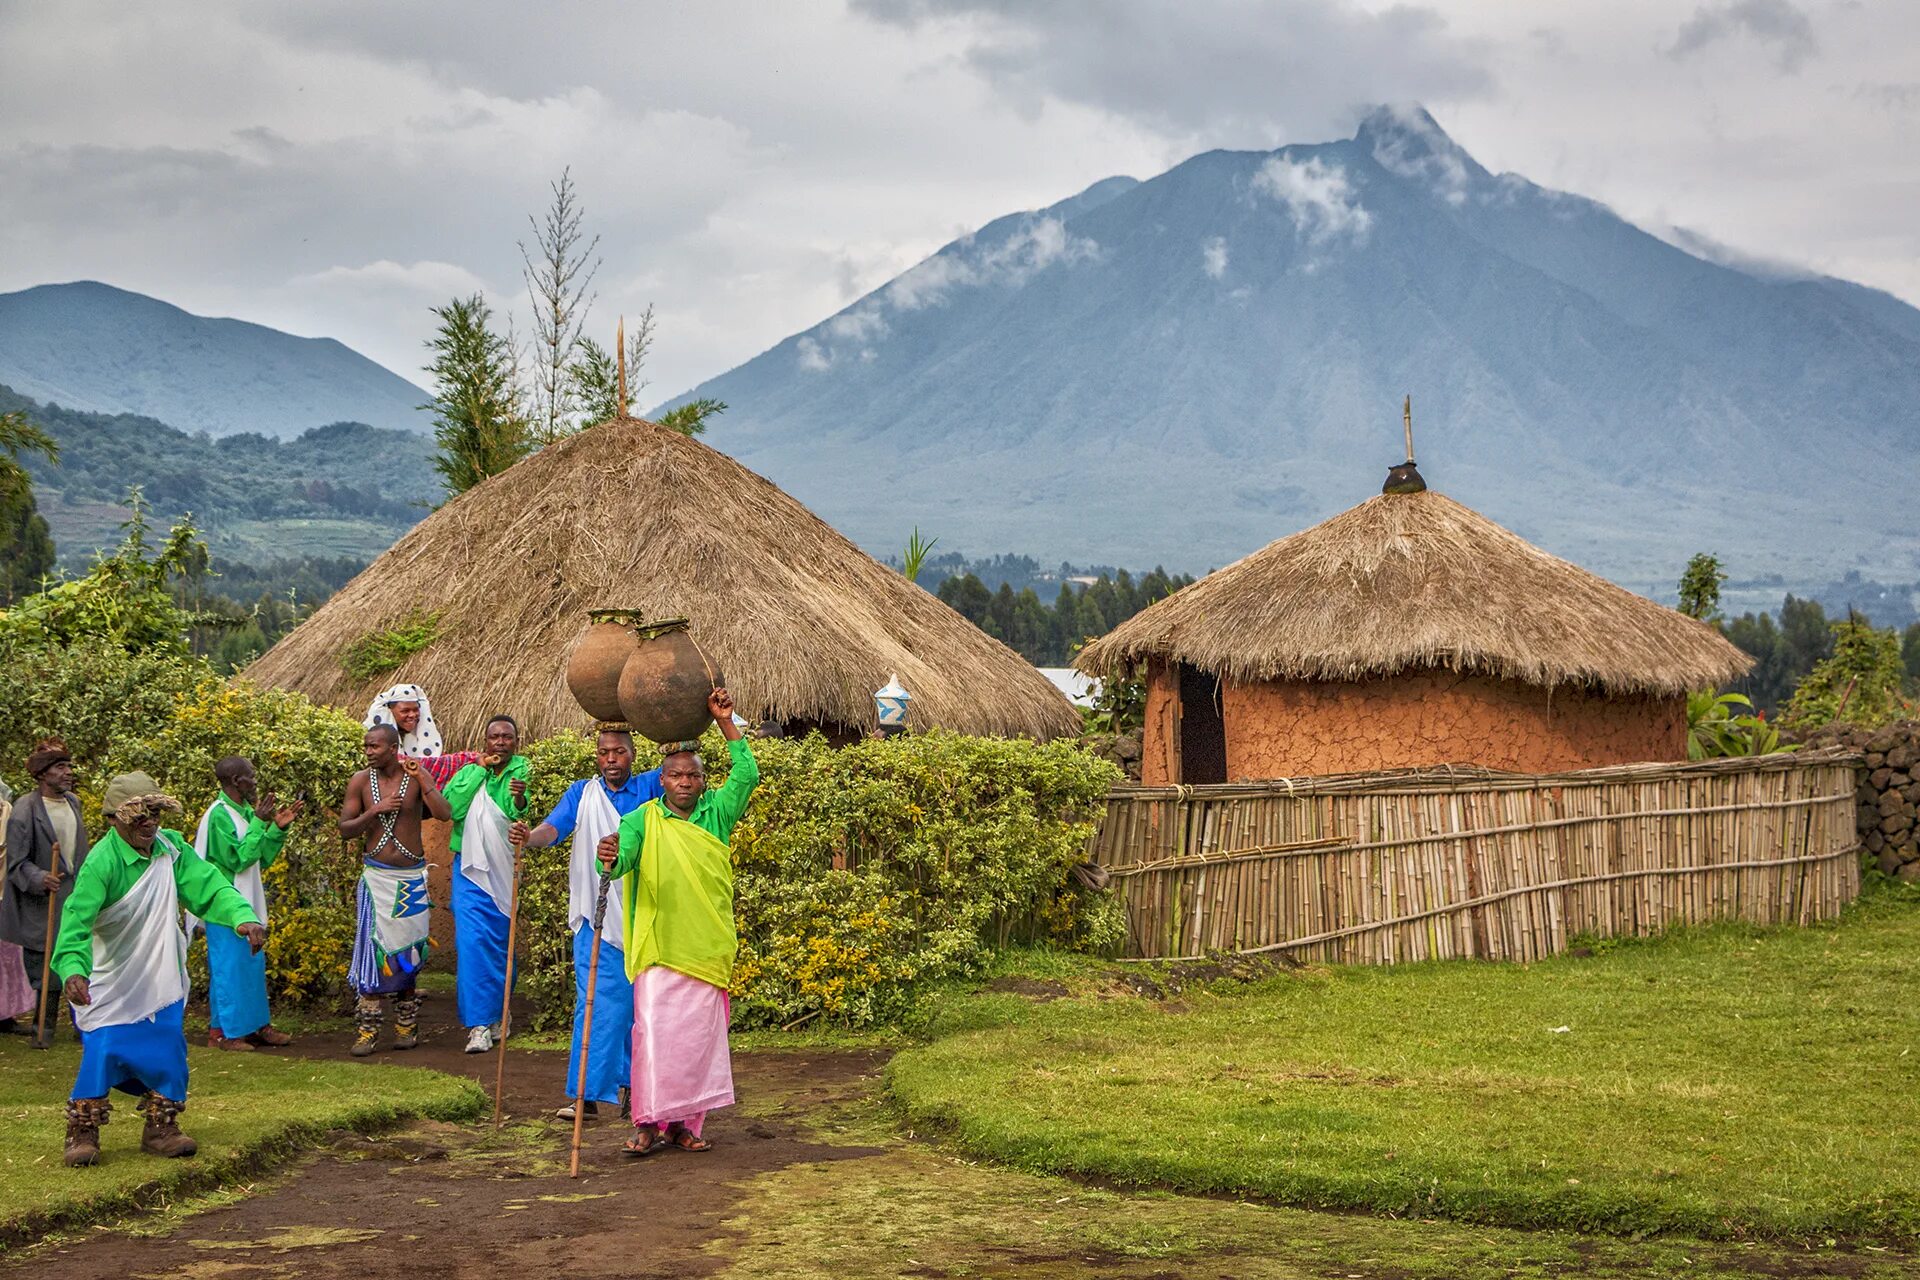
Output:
[192, 757, 302, 1051]
[443, 716, 530, 1055]
[510, 727, 661, 1118]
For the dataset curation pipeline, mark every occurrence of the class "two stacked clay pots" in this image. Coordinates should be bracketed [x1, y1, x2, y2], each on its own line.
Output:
[565, 611, 721, 744]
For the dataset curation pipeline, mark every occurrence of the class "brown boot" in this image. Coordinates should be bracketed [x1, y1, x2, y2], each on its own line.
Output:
[208, 1027, 254, 1052]
[392, 994, 420, 1050]
[139, 1093, 197, 1158]
[64, 1097, 110, 1167]
[350, 995, 383, 1057]
[248, 1026, 294, 1047]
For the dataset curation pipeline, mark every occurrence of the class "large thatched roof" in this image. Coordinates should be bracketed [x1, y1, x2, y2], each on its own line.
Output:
[246, 417, 1078, 743]
[1077, 489, 1751, 697]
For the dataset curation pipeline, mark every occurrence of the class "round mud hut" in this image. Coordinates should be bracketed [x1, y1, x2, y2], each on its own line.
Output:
[1076, 485, 1751, 785]
[245, 416, 1079, 744]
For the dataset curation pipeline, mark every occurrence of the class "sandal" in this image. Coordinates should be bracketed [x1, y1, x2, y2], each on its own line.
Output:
[667, 1125, 712, 1152]
[622, 1127, 666, 1157]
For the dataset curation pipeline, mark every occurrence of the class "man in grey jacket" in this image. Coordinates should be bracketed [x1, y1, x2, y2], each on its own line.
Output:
[1, 738, 88, 1039]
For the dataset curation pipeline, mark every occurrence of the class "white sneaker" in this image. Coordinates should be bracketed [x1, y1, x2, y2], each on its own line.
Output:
[464, 1026, 493, 1054]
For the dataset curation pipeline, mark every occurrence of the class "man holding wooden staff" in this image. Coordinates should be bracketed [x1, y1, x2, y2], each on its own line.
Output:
[2, 738, 88, 1045]
[596, 687, 758, 1157]
[442, 716, 529, 1055]
[509, 727, 662, 1119]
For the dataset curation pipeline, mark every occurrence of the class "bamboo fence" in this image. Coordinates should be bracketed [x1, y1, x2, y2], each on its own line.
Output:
[1090, 749, 1863, 963]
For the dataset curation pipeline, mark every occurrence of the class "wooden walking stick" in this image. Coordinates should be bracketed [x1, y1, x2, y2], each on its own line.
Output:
[492, 845, 523, 1130]
[30, 840, 60, 1050]
[570, 872, 614, 1179]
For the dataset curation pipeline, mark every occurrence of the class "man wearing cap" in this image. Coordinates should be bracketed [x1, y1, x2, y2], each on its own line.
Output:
[53, 773, 265, 1167]
[2, 738, 88, 1039]
[595, 688, 758, 1157]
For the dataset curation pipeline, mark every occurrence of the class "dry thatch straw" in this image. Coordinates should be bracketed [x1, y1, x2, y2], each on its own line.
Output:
[245, 416, 1079, 745]
[1077, 489, 1751, 696]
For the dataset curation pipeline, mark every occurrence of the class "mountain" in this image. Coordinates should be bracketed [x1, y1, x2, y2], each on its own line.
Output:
[665, 107, 1920, 588]
[0, 281, 427, 438]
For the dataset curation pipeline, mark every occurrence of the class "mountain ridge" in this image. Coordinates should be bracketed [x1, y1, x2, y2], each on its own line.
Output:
[663, 106, 1920, 586]
[0, 280, 428, 438]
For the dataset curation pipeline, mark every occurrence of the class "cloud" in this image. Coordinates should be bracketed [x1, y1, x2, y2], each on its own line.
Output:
[1253, 156, 1373, 245]
[799, 214, 1100, 369]
[1668, 0, 1818, 73]
[850, 0, 1494, 147]
[1363, 104, 1473, 206]
[1202, 236, 1229, 279]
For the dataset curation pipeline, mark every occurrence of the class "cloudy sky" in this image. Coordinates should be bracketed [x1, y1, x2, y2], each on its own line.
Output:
[2, 0, 1914, 397]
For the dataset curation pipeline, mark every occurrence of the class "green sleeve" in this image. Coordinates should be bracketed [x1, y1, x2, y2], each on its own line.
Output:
[169, 833, 261, 930]
[504, 755, 531, 820]
[236, 813, 287, 872]
[707, 738, 761, 841]
[50, 851, 119, 982]
[442, 764, 485, 821]
[611, 805, 648, 879]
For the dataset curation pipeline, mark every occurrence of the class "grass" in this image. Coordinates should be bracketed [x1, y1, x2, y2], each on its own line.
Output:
[887, 882, 1920, 1246]
[0, 1034, 484, 1251]
[717, 1045, 1920, 1279]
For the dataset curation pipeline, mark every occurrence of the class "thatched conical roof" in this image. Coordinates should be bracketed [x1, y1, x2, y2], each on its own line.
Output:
[245, 417, 1078, 743]
[1076, 489, 1750, 697]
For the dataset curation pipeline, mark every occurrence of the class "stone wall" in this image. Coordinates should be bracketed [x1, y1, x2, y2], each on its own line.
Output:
[1795, 720, 1920, 881]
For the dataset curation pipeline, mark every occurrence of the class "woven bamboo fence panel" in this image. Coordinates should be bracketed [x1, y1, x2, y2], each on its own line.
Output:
[1091, 749, 1863, 962]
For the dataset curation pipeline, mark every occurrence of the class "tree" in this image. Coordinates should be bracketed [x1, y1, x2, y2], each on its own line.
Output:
[521, 168, 601, 443]
[1783, 612, 1911, 729]
[423, 295, 532, 497]
[0, 410, 58, 603]
[656, 398, 727, 438]
[568, 306, 656, 425]
[0, 489, 225, 653]
[937, 573, 992, 629]
[1677, 552, 1726, 623]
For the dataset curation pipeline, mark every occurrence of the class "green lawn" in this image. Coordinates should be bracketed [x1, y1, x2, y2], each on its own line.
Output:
[887, 883, 1920, 1245]
[0, 1035, 483, 1250]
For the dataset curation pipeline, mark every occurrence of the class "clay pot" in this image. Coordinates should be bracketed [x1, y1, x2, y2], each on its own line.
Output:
[617, 618, 723, 744]
[566, 610, 644, 723]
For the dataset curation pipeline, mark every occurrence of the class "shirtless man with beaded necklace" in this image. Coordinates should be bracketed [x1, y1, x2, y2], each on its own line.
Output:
[339, 724, 450, 1055]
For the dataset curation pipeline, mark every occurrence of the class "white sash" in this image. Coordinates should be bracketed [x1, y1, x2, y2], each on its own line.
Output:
[190, 799, 268, 932]
[570, 781, 626, 950]
[361, 862, 432, 958]
[75, 842, 189, 1032]
[460, 784, 518, 916]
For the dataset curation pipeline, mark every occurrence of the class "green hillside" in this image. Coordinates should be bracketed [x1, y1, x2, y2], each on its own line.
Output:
[0, 385, 436, 565]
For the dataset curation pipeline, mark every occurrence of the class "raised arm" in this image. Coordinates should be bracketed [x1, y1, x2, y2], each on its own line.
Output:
[441, 763, 484, 821]
[406, 758, 453, 822]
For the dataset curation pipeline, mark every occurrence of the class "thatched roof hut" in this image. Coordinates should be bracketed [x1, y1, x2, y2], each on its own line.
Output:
[1077, 488, 1751, 784]
[246, 417, 1079, 744]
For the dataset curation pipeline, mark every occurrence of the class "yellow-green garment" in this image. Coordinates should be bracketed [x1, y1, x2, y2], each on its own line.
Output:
[606, 738, 759, 988]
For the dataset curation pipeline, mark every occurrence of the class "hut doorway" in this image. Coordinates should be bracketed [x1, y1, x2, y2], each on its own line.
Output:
[1177, 663, 1227, 784]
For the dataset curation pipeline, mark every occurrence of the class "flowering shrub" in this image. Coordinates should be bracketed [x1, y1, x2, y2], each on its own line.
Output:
[109, 678, 366, 1006]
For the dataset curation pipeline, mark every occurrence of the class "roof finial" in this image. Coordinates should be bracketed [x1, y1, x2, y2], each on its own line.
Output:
[1382, 395, 1428, 495]
[616, 315, 628, 419]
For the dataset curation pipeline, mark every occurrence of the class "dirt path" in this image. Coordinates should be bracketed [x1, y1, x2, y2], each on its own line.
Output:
[13, 991, 1920, 1279]
[17, 992, 884, 1279]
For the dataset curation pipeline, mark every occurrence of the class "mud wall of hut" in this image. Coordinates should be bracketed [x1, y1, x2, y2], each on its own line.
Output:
[1218, 672, 1687, 778]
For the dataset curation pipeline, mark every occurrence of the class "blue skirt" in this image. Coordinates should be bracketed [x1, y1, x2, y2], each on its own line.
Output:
[206, 922, 271, 1038]
[568, 927, 635, 1104]
[451, 856, 517, 1029]
[71, 999, 189, 1101]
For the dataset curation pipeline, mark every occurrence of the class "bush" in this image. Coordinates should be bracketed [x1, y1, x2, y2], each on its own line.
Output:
[108, 679, 366, 1007]
[0, 633, 207, 793]
[340, 609, 442, 682]
[506, 729, 1122, 1032]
